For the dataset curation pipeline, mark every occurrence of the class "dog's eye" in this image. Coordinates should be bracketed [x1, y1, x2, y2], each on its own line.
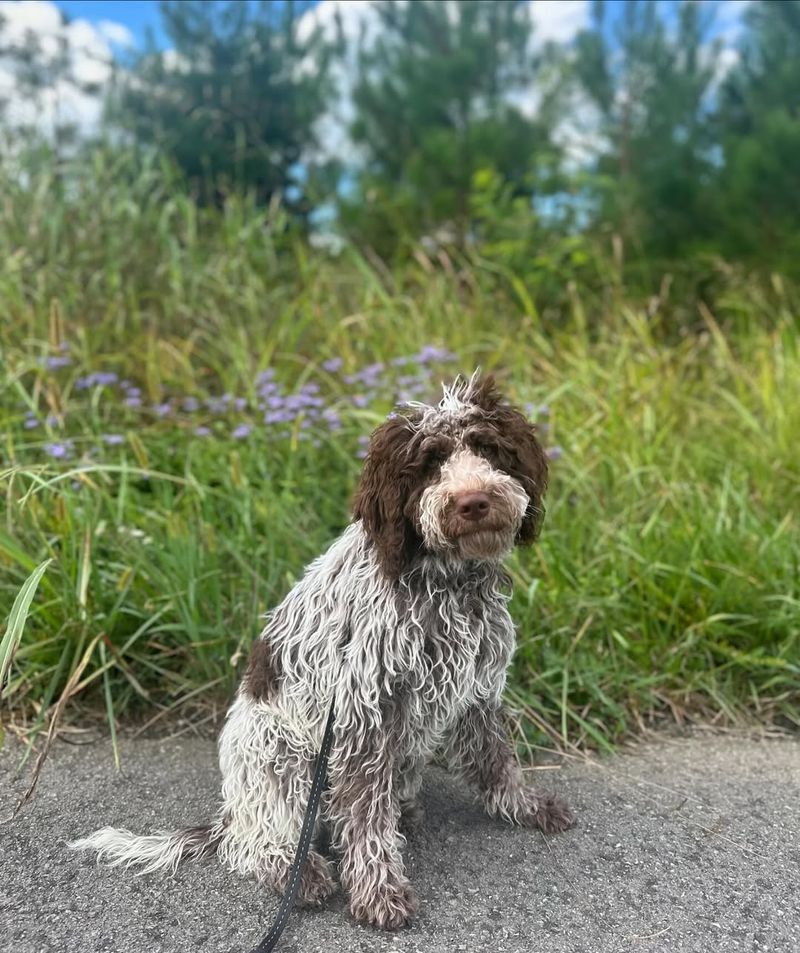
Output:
[425, 449, 447, 468]
[471, 438, 498, 457]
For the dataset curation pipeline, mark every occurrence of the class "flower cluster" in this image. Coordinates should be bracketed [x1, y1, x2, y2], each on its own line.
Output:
[27, 343, 563, 464]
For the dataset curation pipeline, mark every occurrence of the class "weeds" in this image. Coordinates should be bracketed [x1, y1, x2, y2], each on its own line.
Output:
[1, 157, 798, 750]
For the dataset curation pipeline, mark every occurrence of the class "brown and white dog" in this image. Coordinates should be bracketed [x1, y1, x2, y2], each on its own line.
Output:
[72, 373, 574, 930]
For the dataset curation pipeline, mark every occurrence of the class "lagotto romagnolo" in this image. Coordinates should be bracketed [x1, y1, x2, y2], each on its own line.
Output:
[71, 373, 575, 931]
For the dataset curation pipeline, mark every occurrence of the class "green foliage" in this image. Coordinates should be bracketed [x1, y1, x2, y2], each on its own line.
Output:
[109, 0, 333, 213]
[573, 0, 723, 261]
[717, 0, 800, 271]
[341, 0, 564, 253]
[1, 156, 798, 749]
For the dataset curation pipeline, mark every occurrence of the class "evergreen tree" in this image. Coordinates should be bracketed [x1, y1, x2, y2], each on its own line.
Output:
[111, 0, 333, 214]
[573, 0, 722, 262]
[717, 0, 800, 270]
[342, 0, 563, 253]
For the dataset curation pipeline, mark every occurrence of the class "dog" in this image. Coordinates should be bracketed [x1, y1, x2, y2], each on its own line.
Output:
[72, 372, 574, 930]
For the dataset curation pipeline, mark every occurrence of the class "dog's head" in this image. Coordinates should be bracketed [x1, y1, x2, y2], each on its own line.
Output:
[353, 373, 549, 578]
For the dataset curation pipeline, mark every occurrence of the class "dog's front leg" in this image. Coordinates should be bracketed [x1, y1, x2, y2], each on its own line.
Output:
[329, 726, 418, 930]
[446, 703, 575, 834]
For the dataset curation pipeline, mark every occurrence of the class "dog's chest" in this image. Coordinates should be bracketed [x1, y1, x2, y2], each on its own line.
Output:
[391, 576, 515, 752]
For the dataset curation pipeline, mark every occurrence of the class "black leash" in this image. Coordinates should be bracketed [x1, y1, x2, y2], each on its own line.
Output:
[248, 701, 336, 953]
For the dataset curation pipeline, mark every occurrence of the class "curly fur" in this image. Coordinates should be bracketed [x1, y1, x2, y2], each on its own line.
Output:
[70, 372, 574, 931]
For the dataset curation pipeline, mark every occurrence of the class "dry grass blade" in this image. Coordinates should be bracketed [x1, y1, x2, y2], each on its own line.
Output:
[10, 633, 102, 819]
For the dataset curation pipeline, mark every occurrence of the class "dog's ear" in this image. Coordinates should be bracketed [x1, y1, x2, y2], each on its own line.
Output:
[353, 414, 421, 578]
[495, 404, 549, 544]
[464, 374, 550, 542]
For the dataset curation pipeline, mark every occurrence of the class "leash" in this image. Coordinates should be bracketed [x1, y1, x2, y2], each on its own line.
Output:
[248, 700, 336, 953]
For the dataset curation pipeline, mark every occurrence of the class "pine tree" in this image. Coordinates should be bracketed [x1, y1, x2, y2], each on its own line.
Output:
[573, 0, 722, 262]
[342, 0, 562, 254]
[110, 0, 333, 215]
[717, 0, 800, 270]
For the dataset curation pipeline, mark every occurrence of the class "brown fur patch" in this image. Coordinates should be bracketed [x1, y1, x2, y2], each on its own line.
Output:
[464, 377, 549, 543]
[243, 637, 281, 702]
[352, 413, 427, 578]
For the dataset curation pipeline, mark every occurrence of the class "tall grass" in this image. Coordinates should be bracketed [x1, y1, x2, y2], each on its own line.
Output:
[1, 152, 799, 751]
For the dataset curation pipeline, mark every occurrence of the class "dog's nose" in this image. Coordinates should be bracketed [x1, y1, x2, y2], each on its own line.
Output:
[455, 491, 491, 522]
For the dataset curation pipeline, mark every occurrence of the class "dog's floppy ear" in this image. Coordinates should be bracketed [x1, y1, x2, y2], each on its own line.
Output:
[353, 414, 421, 579]
[496, 404, 549, 543]
[466, 375, 550, 544]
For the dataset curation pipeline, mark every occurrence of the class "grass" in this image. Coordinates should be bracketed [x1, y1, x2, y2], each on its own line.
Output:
[1, 152, 799, 755]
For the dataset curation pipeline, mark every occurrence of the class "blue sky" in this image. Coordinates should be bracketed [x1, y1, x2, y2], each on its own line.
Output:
[56, 0, 165, 46]
[52, 0, 750, 52]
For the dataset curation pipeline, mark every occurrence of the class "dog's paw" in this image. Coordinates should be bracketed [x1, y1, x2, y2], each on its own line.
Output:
[297, 851, 338, 907]
[350, 876, 418, 931]
[273, 850, 337, 908]
[531, 793, 575, 835]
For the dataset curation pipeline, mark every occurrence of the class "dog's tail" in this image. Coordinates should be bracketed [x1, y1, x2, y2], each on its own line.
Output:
[69, 822, 223, 874]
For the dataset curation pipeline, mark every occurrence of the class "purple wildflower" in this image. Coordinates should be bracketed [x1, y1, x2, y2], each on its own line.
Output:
[46, 355, 72, 370]
[76, 371, 118, 389]
[358, 362, 385, 384]
[232, 423, 252, 439]
[352, 394, 370, 408]
[125, 395, 143, 408]
[546, 446, 563, 461]
[322, 357, 343, 373]
[356, 434, 370, 459]
[264, 409, 294, 425]
[416, 345, 456, 364]
[102, 434, 125, 445]
[256, 369, 275, 385]
[24, 414, 39, 430]
[257, 380, 279, 397]
[183, 397, 200, 412]
[45, 413, 60, 427]
[322, 409, 342, 432]
[44, 441, 73, 460]
[194, 426, 211, 437]
[233, 398, 248, 412]
[153, 402, 172, 418]
[205, 396, 229, 414]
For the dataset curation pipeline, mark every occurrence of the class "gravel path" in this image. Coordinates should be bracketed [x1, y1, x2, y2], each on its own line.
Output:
[1, 730, 798, 953]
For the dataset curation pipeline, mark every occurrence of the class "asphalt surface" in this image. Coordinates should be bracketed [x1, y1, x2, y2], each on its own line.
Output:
[1, 730, 798, 953]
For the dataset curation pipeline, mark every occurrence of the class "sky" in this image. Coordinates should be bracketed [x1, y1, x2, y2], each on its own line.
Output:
[47, 0, 751, 50]
[0, 0, 751, 155]
[56, 0, 164, 47]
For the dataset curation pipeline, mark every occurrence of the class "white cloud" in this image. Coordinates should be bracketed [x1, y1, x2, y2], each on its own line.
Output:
[298, 0, 381, 166]
[0, 0, 129, 141]
[531, 0, 589, 45]
[301, 0, 591, 167]
[97, 19, 134, 48]
[0, 0, 62, 38]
